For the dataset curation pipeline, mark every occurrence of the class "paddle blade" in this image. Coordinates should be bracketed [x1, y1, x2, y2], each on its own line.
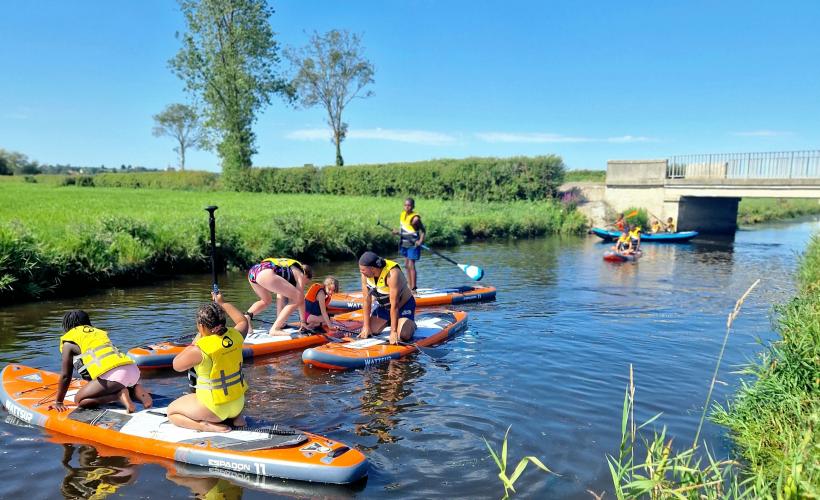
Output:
[458, 264, 484, 281]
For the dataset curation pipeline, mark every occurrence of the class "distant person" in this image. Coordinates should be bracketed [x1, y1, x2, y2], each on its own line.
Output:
[666, 217, 676, 233]
[168, 291, 249, 432]
[392, 198, 425, 292]
[629, 225, 642, 251]
[650, 218, 662, 234]
[304, 276, 340, 331]
[614, 213, 625, 232]
[357, 251, 416, 345]
[613, 230, 633, 254]
[54, 310, 152, 413]
[246, 258, 312, 334]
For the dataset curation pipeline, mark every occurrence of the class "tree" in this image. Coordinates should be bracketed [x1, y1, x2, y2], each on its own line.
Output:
[152, 103, 207, 171]
[169, 0, 293, 188]
[287, 30, 374, 166]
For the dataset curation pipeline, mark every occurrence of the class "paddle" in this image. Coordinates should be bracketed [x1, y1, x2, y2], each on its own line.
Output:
[376, 220, 485, 281]
[205, 206, 219, 294]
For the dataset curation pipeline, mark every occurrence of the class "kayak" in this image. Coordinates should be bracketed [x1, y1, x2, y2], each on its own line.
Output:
[128, 325, 339, 370]
[0, 364, 369, 484]
[302, 310, 468, 370]
[591, 228, 699, 242]
[328, 285, 496, 313]
[604, 250, 642, 262]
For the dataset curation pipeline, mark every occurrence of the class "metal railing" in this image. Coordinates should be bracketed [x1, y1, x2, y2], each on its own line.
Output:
[667, 151, 820, 180]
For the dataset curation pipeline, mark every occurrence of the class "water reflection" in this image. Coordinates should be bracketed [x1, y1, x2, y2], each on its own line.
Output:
[355, 361, 425, 448]
[59, 443, 137, 499]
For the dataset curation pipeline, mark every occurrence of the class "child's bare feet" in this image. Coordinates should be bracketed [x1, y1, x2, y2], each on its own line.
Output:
[133, 385, 153, 409]
[118, 389, 136, 413]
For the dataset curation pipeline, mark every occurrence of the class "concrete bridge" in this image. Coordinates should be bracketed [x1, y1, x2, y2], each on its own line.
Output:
[604, 151, 820, 233]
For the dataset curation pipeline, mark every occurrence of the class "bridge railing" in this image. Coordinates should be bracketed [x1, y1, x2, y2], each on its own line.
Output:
[667, 151, 820, 180]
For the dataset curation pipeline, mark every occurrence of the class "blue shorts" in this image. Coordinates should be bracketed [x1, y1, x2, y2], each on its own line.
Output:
[400, 245, 421, 260]
[370, 296, 416, 325]
[305, 299, 322, 317]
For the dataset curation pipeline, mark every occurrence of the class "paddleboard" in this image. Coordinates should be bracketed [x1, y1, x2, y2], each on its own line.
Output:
[0, 364, 368, 484]
[129, 325, 342, 370]
[302, 310, 468, 370]
[328, 285, 495, 313]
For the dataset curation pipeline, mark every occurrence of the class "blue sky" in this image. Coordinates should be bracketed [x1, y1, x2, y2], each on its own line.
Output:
[1, 1, 818, 171]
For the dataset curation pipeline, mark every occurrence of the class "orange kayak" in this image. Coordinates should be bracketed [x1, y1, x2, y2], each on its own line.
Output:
[302, 310, 468, 370]
[0, 364, 368, 484]
[328, 285, 496, 313]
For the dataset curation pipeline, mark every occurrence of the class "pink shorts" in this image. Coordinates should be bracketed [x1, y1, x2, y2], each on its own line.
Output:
[98, 363, 141, 388]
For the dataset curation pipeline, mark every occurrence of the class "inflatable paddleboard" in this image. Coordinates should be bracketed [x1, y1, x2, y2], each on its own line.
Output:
[591, 228, 698, 242]
[302, 310, 468, 370]
[328, 285, 495, 313]
[129, 325, 341, 370]
[0, 364, 368, 484]
[603, 250, 642, 262]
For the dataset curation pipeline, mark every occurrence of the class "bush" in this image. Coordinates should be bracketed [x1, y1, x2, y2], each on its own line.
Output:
[93, 171, 220, 190]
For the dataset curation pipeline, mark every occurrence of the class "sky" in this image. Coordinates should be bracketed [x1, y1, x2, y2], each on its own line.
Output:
[1, 1, 819, 171]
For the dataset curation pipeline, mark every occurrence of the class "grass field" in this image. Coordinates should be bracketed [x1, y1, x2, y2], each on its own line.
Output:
[0, 178, 586, 301]
[738, 198, 820, 224]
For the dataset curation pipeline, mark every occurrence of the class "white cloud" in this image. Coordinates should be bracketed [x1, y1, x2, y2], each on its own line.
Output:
[476, 132, 655, 144]
[286, 127, 457, 145]
[731, 130, 792, 137]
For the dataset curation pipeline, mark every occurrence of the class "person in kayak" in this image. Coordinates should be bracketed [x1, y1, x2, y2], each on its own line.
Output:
[612, 231, 633, 254]
[304, 276, 340, 331]
[54, 310, 152, 413]
[168, 291, 249, 432]
[392, 198, 425, 293]
[650, 218, 662, 233]
[614, 213, 625, 232]
[629, 225, 642, 252]
[246, 258, 312, 334]
[665, 217, 676, 233]
[357, 251, 416, 345]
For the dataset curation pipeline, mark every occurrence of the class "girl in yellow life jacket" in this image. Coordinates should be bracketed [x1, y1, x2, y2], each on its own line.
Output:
[54, 310, 152, 413]
[357, 251, 416, 345]
[666, 217, 676, 233]
[613, 233, 632, 254]
[167, 291, 250, 433]
[246, 258, 312, 335]
[628, 226, 642, 252]
[650, 218, 662, 233]
[304, 276, 339, 331]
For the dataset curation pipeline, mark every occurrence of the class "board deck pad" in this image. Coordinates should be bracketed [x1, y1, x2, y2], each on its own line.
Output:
[328, 285, 496, 313]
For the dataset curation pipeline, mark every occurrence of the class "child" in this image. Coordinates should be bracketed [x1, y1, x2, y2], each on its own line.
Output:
[54, 311, 152, 413]
[666, 217, 676, 233]
[167, 291, 249, 432]
[304, 276, 340, 331]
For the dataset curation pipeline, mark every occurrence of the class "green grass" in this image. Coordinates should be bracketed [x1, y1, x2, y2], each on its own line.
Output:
[0, 180, 587, 302]
[738, 198, 820, 224]
[563, 169, 606, 182]
[710, 234, 820, 498]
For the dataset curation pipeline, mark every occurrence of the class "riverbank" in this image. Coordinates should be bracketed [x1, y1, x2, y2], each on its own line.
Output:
[0, 180, 586, 302]
[738, 198, 820, 224]
[711, 233, 820, 496]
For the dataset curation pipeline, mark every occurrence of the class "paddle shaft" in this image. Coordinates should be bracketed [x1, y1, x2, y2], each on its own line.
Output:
[205, 206, 218, 293]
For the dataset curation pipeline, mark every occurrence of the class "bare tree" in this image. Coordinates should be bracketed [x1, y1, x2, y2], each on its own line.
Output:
[288, 30, 375, 166]
[152, 103, 207, 170]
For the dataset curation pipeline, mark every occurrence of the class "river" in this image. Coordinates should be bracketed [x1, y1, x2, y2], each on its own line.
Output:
[0, 218, 817, 499]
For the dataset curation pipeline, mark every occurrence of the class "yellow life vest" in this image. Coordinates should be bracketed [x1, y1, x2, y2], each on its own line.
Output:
[651, 222, 661, 233]
[399, 210, 420, 248]
[629, 227, 641, 239]
[194, 327, 247, 406]
[59, 326, 134, 380]
[366, 259, 400, 306]
[262, 257, 304, 272]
